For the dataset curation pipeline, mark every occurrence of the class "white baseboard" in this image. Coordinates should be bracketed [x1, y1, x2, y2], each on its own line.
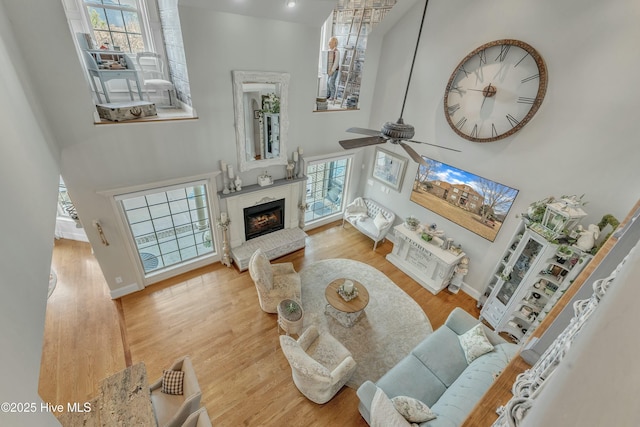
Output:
[460, 281, 481, 301]
[110, 282, 142, 299]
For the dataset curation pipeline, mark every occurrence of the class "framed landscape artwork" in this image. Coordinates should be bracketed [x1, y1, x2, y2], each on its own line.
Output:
[410, 156, 518, 241]
[371, 147, 408, 191]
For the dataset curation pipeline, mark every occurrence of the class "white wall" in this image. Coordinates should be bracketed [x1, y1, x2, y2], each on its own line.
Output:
[3, 0, 640, 299]
[363, 0, 640, 294]
[1, 1, 381, 295]
[0, 0, 59, 424]
[0, 0, 638, 423]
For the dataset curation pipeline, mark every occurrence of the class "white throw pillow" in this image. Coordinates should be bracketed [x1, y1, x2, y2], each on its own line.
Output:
[458, 323, 494, 364]
[391, 396, 436, 423]
[373, 212, 390, 230]
[371, 388, 415, 427]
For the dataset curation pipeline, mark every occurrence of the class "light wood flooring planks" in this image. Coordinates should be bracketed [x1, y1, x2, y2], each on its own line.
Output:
[40, 222, 481, 426]
[39, 239, 126, 410]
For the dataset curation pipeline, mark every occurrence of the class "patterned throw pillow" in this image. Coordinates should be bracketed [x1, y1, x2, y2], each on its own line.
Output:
[391, 396, 436, 423]
[162, 369, 184, 395]
[458, 323, 495, 364]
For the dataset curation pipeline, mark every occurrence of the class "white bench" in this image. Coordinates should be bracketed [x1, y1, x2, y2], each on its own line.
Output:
[231, 228, 307, 271]
[342, 197, 395, 250]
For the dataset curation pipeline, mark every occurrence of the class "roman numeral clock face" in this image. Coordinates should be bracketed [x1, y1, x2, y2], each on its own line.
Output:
[444, 39, 548, 143]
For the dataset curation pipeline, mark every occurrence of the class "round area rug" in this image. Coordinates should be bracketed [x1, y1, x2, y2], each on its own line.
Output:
[300, 259, 432, 388]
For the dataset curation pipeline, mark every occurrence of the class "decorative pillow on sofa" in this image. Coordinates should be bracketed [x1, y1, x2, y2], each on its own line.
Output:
[391, 396, 436, 423]
[371, 388, 417, 427]
[373, 212, 390, 230]
[458, 323, 494, 364]
[161, 369, 184, 395]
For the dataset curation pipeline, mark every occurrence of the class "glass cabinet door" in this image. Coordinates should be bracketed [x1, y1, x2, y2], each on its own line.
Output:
[496, 236, 544, 306]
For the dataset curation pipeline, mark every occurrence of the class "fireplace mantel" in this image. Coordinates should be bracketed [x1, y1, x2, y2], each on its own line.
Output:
[218, 176, 307, 199]
[220, 177, 306, 249]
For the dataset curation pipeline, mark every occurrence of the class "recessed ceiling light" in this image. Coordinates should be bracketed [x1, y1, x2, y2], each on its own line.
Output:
[286, 0, 296, 7]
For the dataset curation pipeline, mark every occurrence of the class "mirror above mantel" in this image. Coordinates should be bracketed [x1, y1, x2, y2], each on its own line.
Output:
[232, 70, 290, 172]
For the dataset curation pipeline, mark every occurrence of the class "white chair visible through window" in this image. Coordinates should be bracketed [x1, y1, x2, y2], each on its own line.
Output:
[136, 52, 176, 107]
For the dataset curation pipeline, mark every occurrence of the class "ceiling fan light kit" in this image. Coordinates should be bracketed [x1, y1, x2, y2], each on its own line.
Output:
[381, 118, 415, 140]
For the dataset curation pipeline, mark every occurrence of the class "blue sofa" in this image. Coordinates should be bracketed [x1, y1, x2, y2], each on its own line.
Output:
[357, 308, 519, 426]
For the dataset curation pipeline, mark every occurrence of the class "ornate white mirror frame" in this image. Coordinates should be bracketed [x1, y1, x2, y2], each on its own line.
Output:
[232, 70, 290, 172]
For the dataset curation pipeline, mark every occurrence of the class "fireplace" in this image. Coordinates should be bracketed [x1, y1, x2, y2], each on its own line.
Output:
[244, 199, 285, 241]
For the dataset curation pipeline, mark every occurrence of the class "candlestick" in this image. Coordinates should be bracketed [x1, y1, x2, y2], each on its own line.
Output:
[228, 165, 234, 180]
[297, 155, 305, 178]
[298, 147, 303, 155]
[293, 151, 299, 162]
[220, 161, 229, 194]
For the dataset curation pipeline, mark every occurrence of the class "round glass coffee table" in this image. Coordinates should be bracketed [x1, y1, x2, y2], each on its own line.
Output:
[324, 279, 370, 327]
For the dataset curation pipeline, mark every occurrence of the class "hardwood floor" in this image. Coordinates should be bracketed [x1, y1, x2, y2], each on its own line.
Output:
[40, 222, 480, 426]
[39, 239, 126, 408]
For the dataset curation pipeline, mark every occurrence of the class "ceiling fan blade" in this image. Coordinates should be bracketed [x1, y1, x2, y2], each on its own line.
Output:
[339, 136, 386, 150]
[406, 139, 462, 153]
[398, 141, 429, 166]
[346, 127, 382, 137]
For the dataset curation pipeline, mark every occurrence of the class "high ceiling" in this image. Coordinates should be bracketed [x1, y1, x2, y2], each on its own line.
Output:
[178, 0, 338, 26]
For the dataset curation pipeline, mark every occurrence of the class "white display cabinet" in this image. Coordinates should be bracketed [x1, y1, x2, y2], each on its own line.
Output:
[480, 220, 592, 343]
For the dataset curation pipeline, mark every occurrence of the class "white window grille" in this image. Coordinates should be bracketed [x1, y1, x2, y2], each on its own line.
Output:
[115, 181, 214, 275]
[82, 0, 149, 53]
[305, 156, 351, 223]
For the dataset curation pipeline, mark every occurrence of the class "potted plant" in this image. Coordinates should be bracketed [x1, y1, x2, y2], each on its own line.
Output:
[404, 216, 420, 231]
[556, 245, 573, 263]
[280, 299, 302, 322]
[526, 196, 555, 223]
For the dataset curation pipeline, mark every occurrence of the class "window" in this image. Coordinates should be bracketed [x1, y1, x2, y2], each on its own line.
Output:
[305, 156, 351, 223]
[57, 177, 78, 220]
[316, 0, 397, 110]
[116, 182, 214, 276]
[65, 0, 194, 114]
[82, 0, 147, 52]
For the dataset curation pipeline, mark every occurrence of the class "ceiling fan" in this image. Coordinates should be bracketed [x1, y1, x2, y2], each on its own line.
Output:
[339, 0, 460, 166]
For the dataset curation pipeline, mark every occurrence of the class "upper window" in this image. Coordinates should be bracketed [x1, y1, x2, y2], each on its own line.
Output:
[82, 0, 147, 53]
[316, 0, 397, 111]
[65, 0, 194, 119]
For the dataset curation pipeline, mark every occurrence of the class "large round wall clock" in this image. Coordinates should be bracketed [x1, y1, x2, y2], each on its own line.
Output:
[443, 39, 548, 143]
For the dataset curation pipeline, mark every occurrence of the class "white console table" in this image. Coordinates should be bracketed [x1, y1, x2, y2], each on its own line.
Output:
[386, 225, 465, 295]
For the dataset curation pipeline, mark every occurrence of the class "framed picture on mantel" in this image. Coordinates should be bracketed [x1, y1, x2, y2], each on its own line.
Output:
[371, 147, 408, 191]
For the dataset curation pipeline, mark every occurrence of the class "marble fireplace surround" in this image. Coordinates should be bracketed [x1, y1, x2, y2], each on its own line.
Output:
[220, 177, 307, 270]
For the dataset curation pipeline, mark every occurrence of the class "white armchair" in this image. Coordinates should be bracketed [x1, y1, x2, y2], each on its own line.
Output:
[181, 407, 213, 427]
[150, 356, 202, 427]
[280, 325, 357, 404]
[248, 248, 301, 313]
